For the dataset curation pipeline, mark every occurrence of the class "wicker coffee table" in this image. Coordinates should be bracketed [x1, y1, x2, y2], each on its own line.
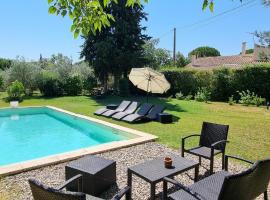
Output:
[65, 155, 116, 196]
[126, 156, 199, 200]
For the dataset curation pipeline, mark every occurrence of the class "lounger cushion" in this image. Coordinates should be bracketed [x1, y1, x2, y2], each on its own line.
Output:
[145, 105, 165, 120]
[121, 103, 153, 123]
[187, 146, 222, 159]
[168, 171, 230, 200]
[121, 113, 142, 122]
[86, 195, 104, 200]
[112, 102, 140, 120]
[101, 101, 130, 117]
[94, 108, 108, 115]
[112, 111, 131, 120]
[102, 110, 121, 117]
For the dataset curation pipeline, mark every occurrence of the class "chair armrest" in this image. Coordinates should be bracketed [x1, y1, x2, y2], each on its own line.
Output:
[182, 134, 201, 152]
[111, 186, 130, 200]
[163, 177, 206, 200]
[56, 174, 83, 192]
[224, 155, 254, 171]
[211, 140, 229, 148]
[182, 134, 201, 141]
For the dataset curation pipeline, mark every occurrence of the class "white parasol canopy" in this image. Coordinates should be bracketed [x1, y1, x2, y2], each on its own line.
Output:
[129, 67, 170, 95]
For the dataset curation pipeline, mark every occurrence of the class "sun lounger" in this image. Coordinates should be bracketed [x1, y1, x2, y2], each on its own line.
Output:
[112, 102, 140, 120]
[145, 105, 165, 121]
[121, 103, 153, 123]
[101, 101, 131, 117]
[94, 100, 130, 116]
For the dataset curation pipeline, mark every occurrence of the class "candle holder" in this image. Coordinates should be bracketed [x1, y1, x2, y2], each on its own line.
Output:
[164, 157, 173, 168]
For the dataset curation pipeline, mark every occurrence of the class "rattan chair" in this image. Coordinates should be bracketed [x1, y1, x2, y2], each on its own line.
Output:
[163, 156, 270, 200]
[181, 122, 229, 174]
[29, 174, 130, 200]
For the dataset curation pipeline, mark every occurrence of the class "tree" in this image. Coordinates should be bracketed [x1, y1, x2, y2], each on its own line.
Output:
[81, 0, 148, 89]
[263, 0, 270, 6]
[81, 35, 115, 90]
[0, 58, 12, 70]
[50, 53, 73, 82]
[143, 39, 173, 68]
[246, 49, 254, 54]
[175, 52, 190, 67]
[255, 31, 270, 46]
[188, 46, 221, 58]
[49, 0, 266, 37]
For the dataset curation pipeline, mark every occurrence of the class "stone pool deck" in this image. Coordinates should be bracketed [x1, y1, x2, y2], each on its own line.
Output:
[0, 142, 269, 200]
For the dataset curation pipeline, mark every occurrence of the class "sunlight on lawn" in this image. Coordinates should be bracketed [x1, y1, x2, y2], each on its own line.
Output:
[0, 93, 269, 161]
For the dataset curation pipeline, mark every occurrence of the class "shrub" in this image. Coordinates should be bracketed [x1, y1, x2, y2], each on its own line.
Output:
[37, 71, 63, 97]
[63, 75, 83, 96]
[253, 96, 265, 107]
[83, 74, 97, 94]
[228, 95, 236, 105]
[162, 63, 270, 101]
[211, 68, 233, 101]
[194, 70, 213, 89]
[0, 74, 3, 90]
[118, 78, 130, 96]
[238, 90, 265, 106]
[233, 64, 270, 100]
[7, 80, 25, 101]
[162, 68, 197, 96]
[175, 91, 185, 100]
[185, 94, 193, 101]
[195, 87, 211, 102]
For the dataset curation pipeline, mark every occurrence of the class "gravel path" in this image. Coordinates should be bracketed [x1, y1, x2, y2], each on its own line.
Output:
[0, 142, 269, 200]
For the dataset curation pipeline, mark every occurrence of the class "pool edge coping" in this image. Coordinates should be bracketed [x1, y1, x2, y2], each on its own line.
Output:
[0, 105, 157, 176]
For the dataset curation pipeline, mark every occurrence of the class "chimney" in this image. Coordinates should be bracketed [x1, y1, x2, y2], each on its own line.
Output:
[191, 55, 197, 66]
[242, 42, 247, 56]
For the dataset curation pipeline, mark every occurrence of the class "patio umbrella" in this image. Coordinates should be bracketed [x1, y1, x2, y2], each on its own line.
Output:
[129, 67, 170, 101]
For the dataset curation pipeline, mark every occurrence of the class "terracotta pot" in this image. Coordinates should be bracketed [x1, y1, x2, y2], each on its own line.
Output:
[164, 157, 172, 168]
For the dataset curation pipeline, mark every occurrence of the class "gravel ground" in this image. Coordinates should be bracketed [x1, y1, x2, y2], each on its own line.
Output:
[0, 142, 269, 200]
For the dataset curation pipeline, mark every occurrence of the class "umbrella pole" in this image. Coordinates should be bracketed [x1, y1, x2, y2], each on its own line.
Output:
[146, 79, 150, 102]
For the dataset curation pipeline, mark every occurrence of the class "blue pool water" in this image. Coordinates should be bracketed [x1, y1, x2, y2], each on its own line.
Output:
[0, 107, 133, 166]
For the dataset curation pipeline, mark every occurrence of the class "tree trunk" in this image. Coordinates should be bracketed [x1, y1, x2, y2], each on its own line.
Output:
[114, 73, 121, 93]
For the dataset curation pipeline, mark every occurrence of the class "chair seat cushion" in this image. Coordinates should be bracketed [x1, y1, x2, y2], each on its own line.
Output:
[86, 194, 104, 200]
[187, 146, 222, 158]
[169, 171, 230, 200]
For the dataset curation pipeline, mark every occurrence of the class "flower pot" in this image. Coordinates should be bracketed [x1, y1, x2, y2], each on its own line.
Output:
[10, 101, 19, 108]
[164, 157, 172, 168]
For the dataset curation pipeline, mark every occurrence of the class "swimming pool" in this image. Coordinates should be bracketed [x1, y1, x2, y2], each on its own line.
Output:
[0, 106, 156, 175]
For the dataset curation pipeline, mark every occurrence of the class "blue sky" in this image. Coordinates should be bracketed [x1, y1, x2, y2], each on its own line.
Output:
[0, 0, 269, 62]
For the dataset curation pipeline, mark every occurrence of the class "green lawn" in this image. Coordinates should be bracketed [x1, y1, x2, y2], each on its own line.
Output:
[0, 93, 269, 161]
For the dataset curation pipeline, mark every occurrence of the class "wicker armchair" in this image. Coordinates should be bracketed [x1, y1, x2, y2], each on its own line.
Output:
[163, 156, 270, 200]
[181, 122, 229, 174]
[29, 174, 130, 200]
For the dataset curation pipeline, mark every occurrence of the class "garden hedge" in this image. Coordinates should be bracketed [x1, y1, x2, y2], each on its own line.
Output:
[161, 63, 270, 101]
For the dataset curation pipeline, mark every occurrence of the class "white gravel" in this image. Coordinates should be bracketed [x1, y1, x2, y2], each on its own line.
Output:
[0, 142, 268, 200]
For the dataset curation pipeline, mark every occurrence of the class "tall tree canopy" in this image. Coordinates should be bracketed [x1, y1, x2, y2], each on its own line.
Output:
[49, 0, 268, 37]
[188, 46, 221, 58]
[0, 58, 12, 70]
[80, 0, 149, 89]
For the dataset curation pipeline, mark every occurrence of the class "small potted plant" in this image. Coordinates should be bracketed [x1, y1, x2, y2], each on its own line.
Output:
[7, 80, 25, 107]
[10, 101, 19, 108]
